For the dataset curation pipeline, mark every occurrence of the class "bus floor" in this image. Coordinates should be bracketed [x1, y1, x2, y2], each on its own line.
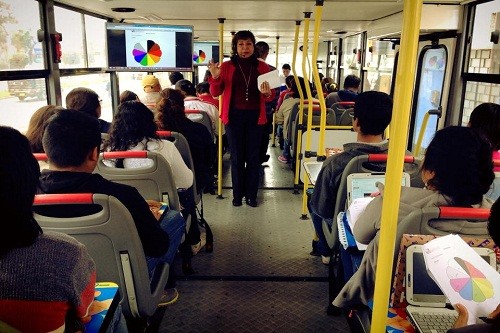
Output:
[153, 144, 349, 332]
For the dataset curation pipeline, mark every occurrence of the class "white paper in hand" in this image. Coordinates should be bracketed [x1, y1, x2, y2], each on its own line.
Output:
[422, 234, 500, 325]
[346, 197, 373, 250]
[257, 69, 282, 90]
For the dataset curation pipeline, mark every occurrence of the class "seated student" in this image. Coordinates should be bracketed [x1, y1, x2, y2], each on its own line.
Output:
[0, 126, 96, 332]
[325, 74, 360, 109]
[119, 90, 140, 104]
[196, 81, 219, 109]
[468, 102, 500, 200]
[333, 126, 495, 310]
[169, 71, 184, 86]
[38, 110, 185, 306]
[447, 197, 500, 333]
[140, 75, 162, 111]
[307, 91, 393, 263]
[66, 87, 111, 133]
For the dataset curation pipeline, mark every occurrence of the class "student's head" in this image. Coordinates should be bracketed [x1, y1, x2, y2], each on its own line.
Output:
[43, 110, 101, 168]
[25, 105, 64, 153]
[255, 41, 270, 60]
[290, 76, 311, 97]
[284, 75, 295, 89]
[422, 126, 494, 207]
[343, 75, 361, 91]
[156, 88, 186, 132]
[65, 87, 101, 118]
[169, 72, 184, 86]
[468, 102, 500, 150]
[196, 82, 210, 95]
[0, 126, 42, 255]
[488, 198, 500, 245]
[142, 75, 161, 93]
[231, 30, 256, 59]
[107, 101, 158, 152]
[119, 90, 139, 104]
[353, 91, 392, 135]
[175, 79, 196, 97]
[282, 64, 291, 77]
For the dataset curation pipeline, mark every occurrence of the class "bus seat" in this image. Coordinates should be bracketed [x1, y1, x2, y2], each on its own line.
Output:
[338, 109, 354, 126]
[33, 193, 169, 319]
[331, 102, 355, 125]
[185, 109, 215, 141]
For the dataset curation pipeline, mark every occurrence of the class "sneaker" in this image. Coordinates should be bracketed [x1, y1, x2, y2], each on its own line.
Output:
[278, 155, 288, 164]
[321, 255, 331, 265]
[158, 288, 179, 307]
[191, 232, 207, 255]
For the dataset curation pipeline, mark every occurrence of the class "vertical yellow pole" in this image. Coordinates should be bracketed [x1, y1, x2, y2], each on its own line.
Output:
[292, 21, 305, 193]
[217, 18, 225, 198]
[311, 0, 326, 157]
[299, 12, 313, 217]
[371, 1, 422, 332]
[271, 36, 280, 147]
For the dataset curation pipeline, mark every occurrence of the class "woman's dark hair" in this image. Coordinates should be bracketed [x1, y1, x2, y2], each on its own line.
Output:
[0, 126, 42, 256]
[230, 30, 258, 64]
[119, 90, 139, 104]
[422, 126, 494, 207]
[175, 79, 196, 97]
[469, 102, 500, 150]
[25, 105, 63, 153]
[104, 101, 159, 154]
[156, 88, 187, 133]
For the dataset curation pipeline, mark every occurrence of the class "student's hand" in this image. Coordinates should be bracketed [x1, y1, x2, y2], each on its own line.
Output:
[260, 81, 271, 98]
[452, 304, 469, 328]
[146, 199, 162, 220]
[208, 59, 221, 79]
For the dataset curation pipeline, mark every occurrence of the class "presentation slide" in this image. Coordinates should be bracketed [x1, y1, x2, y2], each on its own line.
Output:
[125, 29, 176, 68]
[193, 42, 219, 66]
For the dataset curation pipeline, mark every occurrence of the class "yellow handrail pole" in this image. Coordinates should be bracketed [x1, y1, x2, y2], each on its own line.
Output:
[311, 0, 326, 158]
[217, 17, 225, 198]
[300, 11, 314, 218]
[292, 21, 305, 193]
[271, 36, 280, 147]
[371, 1, 422, 332]
[413, 111, 430, 158]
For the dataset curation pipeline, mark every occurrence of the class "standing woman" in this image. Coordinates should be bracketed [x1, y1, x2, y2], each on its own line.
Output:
[207, 30, 274, 207]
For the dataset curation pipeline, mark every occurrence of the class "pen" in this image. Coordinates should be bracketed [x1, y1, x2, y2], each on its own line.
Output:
[479, 316, 494, 323]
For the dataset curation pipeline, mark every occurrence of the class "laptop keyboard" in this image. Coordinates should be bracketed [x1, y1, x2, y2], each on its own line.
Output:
[412, 312, 458, 333]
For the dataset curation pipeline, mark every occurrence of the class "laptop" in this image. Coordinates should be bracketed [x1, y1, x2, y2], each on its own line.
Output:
[346, 172, 411, 207]
[303, 161, 323, 185]
[405, 244, 496, 333]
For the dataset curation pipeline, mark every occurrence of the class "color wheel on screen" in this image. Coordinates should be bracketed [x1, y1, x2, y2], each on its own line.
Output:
[446, 257, 494, 302]
[133, 40, 162, 66]
[193, 50, 206, 64]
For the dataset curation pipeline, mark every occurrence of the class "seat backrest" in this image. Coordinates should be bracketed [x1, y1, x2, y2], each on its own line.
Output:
[157, 130, 201, 205]
[33, 193, 169, 318]
[185, 109, 214, 142]
[94, 151, 180, 211]
[338, 108, 354, 126]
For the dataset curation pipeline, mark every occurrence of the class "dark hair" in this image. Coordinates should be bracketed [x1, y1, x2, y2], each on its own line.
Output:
[290, 76, 311, 97]
[203, 70, 212, 82]
[230, 30, 258, 64]
[156, 88, 187, 132]
[255, 41, 270, 58]
[343, 75, 361, 89]
[285, 75, 295, 88]
[105, 101, 159, 153]
[469, 102, 500, 150]
[196, 82, 210, 95]
[25, 105, 64, 153]
[175, 79, 196, 97]
[65, 87, 100, 118]
[43, 110, 101, 167]
[0, 126, 42, 256]
[169, 72, 184, 85]
[423, 126, 494, 207]
[353, 91, 392, 135]
[119, 90, 139, 104]
[282, 64, 291, 70]
[488, 197, 500, 246]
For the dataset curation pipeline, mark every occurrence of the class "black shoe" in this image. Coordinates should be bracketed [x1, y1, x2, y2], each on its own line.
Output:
[245, 198, 258, 207]
[310, 240, 321, 256]
[232, 199, 242, 207]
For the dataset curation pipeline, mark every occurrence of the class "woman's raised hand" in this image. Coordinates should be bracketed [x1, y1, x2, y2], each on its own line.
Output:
[208, 59, 221, 79]
[259, 81, 271, 98]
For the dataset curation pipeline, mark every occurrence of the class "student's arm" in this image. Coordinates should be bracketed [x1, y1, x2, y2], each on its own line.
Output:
[70, 243, 96, 319]
[161, 140, 193, 189]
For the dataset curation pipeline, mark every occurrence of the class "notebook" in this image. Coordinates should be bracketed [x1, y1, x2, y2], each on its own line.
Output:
[303, 161, 323, 185]
[405, 244, 496, 333]
[346, 172, 411, 207]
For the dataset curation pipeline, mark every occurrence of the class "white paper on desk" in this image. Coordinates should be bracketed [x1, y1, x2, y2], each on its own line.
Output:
[346, 197, 373, 250]
[257, 69, 282, 89]
[422, 234, 500, 325]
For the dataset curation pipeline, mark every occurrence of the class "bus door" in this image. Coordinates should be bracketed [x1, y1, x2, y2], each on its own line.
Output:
[408, 38, 456, 154]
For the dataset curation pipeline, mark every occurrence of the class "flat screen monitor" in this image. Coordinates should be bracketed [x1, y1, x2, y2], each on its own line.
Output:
[193, 41, 220, 66]
[106, 23, 193, 71]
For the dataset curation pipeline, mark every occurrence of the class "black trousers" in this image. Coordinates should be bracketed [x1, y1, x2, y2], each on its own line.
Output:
[225, 108, 264, 201]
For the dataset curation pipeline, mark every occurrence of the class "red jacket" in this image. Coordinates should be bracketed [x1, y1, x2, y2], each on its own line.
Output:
[209, 59, 275, 125]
